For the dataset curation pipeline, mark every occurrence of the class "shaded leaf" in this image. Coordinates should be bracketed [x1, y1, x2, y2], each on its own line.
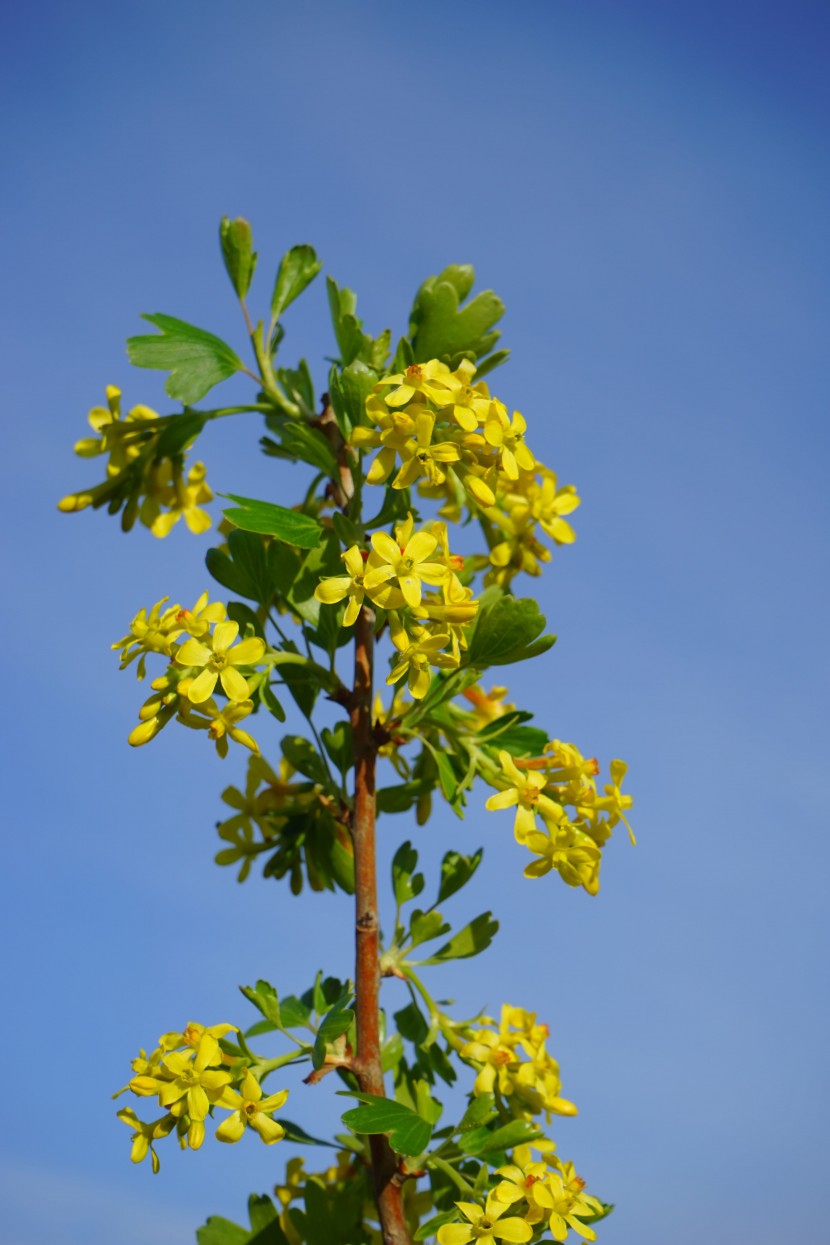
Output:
[458, 1118, 543, 1157]
[466, 589, 555, 668]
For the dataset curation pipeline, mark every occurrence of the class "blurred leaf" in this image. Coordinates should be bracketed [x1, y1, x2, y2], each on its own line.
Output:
[222, 493, 322, 548]
[416, 913, 498, 965]
[276, 1119, 332, 1147]
[281, 735, 331, 786]
[437, 848, 483, 904]
[271, 245, 322, 321]
[340, 1092, 433, 1156]
[220, 216, 257, 299]
[377, 779, 432, 816]
[458, 1118, 542, 1157]
[154, 410, 207, 458]
[240, 979, 281, 1027]
[328, 359, 378, 438]
[321, 722, 353, 773]
[127, 313, 243, 404]
[456, 1092, 498, 1132]
[408, 909, 450, 949]
[312, 996, 355, 1069]
[391, 840, 425, 906]
[414, 1210, 460, 1241]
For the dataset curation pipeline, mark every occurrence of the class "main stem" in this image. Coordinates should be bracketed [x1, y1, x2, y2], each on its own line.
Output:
[350, 607, 411, 1245]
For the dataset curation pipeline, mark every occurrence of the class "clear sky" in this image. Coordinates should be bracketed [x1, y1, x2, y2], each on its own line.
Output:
[2, 2, 828, 1243]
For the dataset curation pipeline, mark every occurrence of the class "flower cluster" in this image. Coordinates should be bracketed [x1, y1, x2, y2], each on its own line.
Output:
[315, 513, 479, 699]
[113, 592, 268, 755]
[352, 360, 579, 587]
[458, 1005, 577, 1123]
[115, 1021, 288, 1169]
[58, 385, 213, 536]
[484, 742, 634, 894]
[489, 1151, 606, 1243]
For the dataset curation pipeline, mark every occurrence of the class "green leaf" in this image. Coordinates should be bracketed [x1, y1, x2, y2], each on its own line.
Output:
[377, 779, 432, 816]
[416, 913, 498, 965]
[414, 1210, 461, 1241]
[456, 1092, 498, 1132]
[278, 994, 312, 1029]
[437, 848, 483, 904]
[240, 980, 281, 1027]
[328, 360, 378, 438]
[271, 245, 322, 321]
[391, 841, 425, 907]
[433, 750, 458, 803]
[465, 589, 556, 668]
[281, 735, 331, 786]
[471, 348, 510, 380]
[484, 724, 549, 756]
[276, 1119, 332, 1147]
[222, 493, 322, 548]
[127, 313, 243, 404]
[408, 909, 450, 949]
[153, 410, 208, 458]
[227, 600, 264, 639]
[220, 216, 257, 299]
[409, 265, 505, 366]
[321, 722, 353, 774]
[326, 277, 390, 369]
[197, 1216, 251, 1245]
[197, 1194, 289, 1245]
[457, 1118, 543, 1157]
[340, 1092, 433, 1156]
[312, 997, 355, 1069]
[285, 529, 342, 628]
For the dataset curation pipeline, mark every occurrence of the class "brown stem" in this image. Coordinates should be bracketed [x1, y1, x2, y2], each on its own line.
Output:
[350, 607, 411, 1245]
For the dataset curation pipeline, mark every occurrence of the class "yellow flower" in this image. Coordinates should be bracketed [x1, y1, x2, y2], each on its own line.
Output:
[542, 1163, 604, 1242]
[215, 1069, 288, 1145]
[596, 759, 635, 844]
[315, 544, 404, 622]
[139, 459, 213, 537]
[436, 1192, 532, 1245]
[485, 750, 564, 842]
[178, 697, 260, 758]
[391, 410, 461, 490]
[459, 1029, 516, 1096]
[523, 822, 602, 894]
[483, 407, 536, 479]
[378, 360, 462, 409]
[176, 620, 266, 703]
[386, 615, 457, 699]
[112, 596, 184, 679]
[116, 1108, 175, 1173]
[131, 1032, 233, 1128]
[363, 524, 449, 609]
[66, 386, 158, 478]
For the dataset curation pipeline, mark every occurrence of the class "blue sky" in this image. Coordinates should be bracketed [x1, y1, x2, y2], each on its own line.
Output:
[2, 2, 829, 1242]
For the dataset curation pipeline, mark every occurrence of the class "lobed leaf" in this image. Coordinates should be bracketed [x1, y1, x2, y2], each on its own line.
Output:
[127, 313, 244, 404]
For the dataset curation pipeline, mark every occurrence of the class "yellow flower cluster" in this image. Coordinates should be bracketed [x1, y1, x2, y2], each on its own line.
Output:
[491, 1151, 605, 1243]
[113, 592, 268, 756]
[315, 513, 478, 699]
[352, 360, 579, 587]
[115, 1021, 288, 1169]
[58, 386, 213, 537]
[458, 1005, 577, 1123]
[484, 742, 634, 894]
